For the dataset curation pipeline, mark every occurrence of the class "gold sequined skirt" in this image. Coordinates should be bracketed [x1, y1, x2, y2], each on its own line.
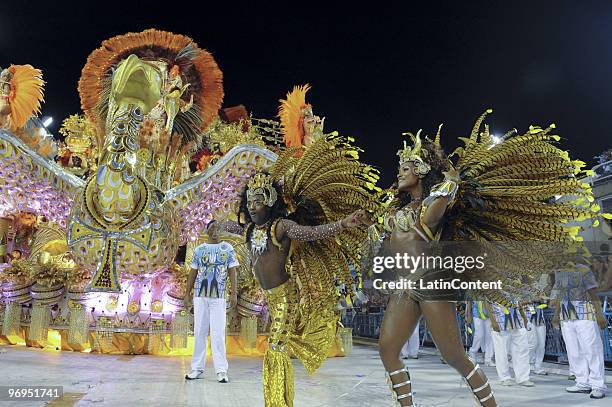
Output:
[262, 278, 339, 407]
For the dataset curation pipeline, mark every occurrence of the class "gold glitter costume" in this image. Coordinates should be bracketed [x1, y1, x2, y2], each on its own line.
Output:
[260, 129, 378, 405]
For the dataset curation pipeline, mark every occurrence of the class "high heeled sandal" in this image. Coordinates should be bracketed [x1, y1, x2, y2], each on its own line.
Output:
[385, 366, 414, 406]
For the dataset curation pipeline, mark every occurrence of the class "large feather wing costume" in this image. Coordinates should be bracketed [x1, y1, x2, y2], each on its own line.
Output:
[440, 110, 607, 303]
[269, 132, 380, 311]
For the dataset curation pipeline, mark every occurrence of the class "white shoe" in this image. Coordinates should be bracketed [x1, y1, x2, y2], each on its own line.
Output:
[499, 379, 514, 386]
[590, 389, 605, 399]
[518, 380, 535, 387]
[533, 369, 548, 376]
[485, 361, 496, 367]
[217, 372, 229, 383]
[566, 385, 591, 394]
[185, 370, 204, 380]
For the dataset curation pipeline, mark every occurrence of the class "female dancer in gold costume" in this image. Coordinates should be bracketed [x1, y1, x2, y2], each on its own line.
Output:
[374, 133, 496, 406]
[369, 110, 606, 406]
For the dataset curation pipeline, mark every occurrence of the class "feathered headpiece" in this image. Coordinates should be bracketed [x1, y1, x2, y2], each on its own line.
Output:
[278, 84, 311, 148]
[3, 65, 45, 131]
[246, 173, 278, 207]
[78, 29, 223, 141]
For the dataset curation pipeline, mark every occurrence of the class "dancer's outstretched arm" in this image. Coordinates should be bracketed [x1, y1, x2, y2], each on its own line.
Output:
[217, 220, 245, 235]
[276, 210, 366, 242]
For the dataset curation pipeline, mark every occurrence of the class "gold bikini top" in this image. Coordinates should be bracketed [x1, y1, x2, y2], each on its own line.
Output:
[382, 179, 460, 242]
[383, 203, 433, 241]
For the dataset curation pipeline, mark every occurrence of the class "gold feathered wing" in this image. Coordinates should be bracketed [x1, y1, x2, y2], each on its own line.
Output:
[441, 110, 605, 303]
[269, 132, 379, 312]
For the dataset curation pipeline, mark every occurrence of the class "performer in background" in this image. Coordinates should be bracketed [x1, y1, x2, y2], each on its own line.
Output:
[401, 317, 421, 359]
[551, 263, 607, 399]
[467, 301, 496, 366]
[527, 300, 548, 375]
[184, 220, 239, 383]
[488, 301, 533, 387]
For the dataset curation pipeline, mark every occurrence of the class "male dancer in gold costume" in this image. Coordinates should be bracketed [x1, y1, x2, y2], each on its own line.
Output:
[219, 85, 377, 406]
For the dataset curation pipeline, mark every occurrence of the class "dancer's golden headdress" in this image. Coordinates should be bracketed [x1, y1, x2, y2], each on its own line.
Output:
[246, 173, 278, 207]
[397, 130, 431, 176]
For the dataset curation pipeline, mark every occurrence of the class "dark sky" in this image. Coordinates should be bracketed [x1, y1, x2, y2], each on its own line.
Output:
[2, 3, 611, 186]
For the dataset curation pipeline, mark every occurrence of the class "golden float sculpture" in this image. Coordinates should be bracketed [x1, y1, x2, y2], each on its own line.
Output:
[0, 30, 358, 359]
[0, 29, 277, 293]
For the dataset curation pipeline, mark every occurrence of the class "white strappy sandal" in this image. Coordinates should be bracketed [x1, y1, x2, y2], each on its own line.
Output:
[463, 363, 495, 406]
[386, 366, 414, 406]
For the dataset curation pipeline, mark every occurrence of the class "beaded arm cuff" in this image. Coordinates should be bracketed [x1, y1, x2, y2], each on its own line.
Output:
[280, 219, 344, 242]
[216, 221, 245, 235]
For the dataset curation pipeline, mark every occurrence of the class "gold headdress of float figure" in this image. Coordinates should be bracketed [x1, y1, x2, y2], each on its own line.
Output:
[279, 84, 324, 148]
[78, 28, 224, 142]
[246, 173, 278, 207]
[0, 64, 45, 132]
[397, 129, 433, 177]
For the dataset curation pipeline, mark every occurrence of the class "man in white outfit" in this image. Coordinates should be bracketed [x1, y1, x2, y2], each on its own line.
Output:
[552, 264, 607, 399]
[489, 301, 534, 387]
[527, 301, 548, 375]
[467, 301, 495, 366]
[401, 318, 420, 359]
[184, 220, 239, 383]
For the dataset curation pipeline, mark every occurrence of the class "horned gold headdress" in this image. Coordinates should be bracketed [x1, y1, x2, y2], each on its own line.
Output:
[246, 173, 278, 207]
[397, 129, 432, 177]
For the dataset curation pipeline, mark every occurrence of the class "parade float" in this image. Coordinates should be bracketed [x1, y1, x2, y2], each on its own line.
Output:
[0, 30, 352, 357]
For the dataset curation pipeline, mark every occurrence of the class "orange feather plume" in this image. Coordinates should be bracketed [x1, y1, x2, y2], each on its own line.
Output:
[278, 84, 311, 148]
[8, 64, 45, 131]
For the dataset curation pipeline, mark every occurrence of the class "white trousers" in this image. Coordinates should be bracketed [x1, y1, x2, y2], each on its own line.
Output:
[561, 320, 607, 391]
[527, 324, 546, 371]
[191, 297, 228, 373]
[401, 320, 420, 357]
[469, 318, 495, 363]
[491, 328, 531, 383]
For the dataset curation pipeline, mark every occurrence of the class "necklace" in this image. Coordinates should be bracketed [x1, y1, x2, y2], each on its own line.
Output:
[250, 221, 271, 258]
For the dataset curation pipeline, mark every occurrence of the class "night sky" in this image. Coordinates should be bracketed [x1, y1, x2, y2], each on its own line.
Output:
[2, 3, 611, 186]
